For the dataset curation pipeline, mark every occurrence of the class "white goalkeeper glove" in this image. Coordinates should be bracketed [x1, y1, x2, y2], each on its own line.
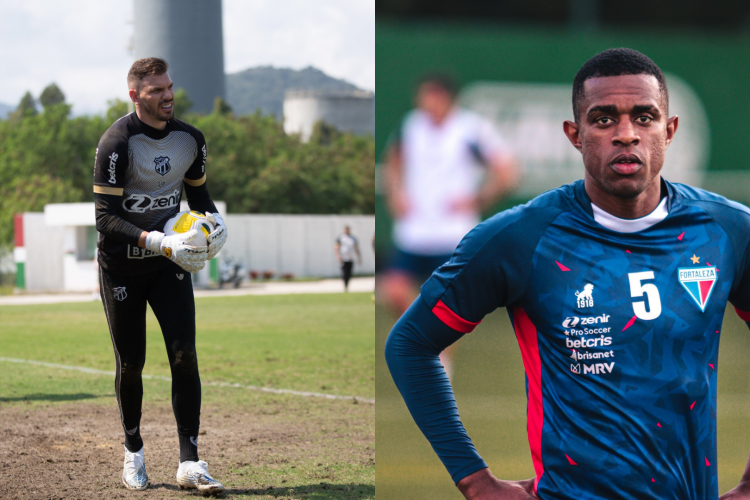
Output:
[205, 212, 227, 260]
[145, 230, 207, 273]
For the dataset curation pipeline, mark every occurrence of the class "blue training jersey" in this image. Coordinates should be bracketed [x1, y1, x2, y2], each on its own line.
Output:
[386, 179, 750, 500]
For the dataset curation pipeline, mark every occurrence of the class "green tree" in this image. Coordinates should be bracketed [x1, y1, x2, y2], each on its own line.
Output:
[0, 92, 374, 249]
[39, 83, 66, 109]
[0, 175, 83, 247]
[12, 92, 38, 119]
[212, 97, 233, 116]
[173, 88, 193, 118]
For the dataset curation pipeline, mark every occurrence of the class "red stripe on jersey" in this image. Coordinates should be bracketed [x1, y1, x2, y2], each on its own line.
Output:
[512, 307, 545, 492]
[735, 307, 750, 323]
[431, 300, 480, 333]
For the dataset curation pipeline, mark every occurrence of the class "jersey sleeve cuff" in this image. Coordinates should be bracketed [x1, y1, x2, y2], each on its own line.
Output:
[432, 299, 481, 333]
[735, 306, 750, 322]
[451, 460, 489, 485]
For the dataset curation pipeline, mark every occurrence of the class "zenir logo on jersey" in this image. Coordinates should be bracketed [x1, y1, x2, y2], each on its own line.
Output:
[678, 266, 717, 312]
[122, 190, 180, 213]
[154, 156, 171, 176]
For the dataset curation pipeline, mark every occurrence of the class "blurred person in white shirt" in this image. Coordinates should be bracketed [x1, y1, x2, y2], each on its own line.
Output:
[380, 73, 519, 375]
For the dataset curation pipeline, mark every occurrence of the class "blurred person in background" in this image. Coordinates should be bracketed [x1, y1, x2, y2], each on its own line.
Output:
[334, 225, 361, 292]
[380, 73, 518, 376]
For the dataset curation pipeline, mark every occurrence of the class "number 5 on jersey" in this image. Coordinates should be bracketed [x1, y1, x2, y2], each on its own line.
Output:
[628, 271, 662, 320]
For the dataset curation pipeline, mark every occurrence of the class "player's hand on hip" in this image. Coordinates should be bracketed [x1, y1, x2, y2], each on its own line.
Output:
[457, 469, 539, 500]
[145, 230, 208, 273]
[205, 212, 227, 260]
[721, 481, 750, 499]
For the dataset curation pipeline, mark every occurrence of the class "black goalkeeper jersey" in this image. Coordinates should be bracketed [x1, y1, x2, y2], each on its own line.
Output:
[93, 112, 213, 274]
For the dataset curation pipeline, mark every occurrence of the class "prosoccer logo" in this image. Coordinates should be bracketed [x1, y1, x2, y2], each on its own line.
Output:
[122, 190, 181, 213]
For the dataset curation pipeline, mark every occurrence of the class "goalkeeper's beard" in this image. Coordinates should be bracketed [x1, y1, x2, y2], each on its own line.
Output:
[142, 98, 174, 123]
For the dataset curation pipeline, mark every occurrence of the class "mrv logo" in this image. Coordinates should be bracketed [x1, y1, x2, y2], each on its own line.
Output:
[122, 190, 180, 213]
[570, 362, 615, 375]
[562, 314, 610, 328]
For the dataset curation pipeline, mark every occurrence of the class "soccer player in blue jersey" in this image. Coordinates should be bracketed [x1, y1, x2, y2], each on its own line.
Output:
[385, 48, 750, 500]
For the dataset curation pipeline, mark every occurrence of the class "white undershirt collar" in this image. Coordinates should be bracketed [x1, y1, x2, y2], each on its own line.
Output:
[591, 196, 669, 233]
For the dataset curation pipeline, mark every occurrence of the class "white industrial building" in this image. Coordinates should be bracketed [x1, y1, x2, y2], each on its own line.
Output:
[15, 203, 373, 293]
[283, 89, 375, 142]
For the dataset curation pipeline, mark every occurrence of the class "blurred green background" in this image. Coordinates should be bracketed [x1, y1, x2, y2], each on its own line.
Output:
[375, 6, 750, 498]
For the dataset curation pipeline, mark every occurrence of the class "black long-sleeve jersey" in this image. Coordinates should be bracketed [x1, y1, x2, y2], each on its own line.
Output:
[93, 112, 218, 274]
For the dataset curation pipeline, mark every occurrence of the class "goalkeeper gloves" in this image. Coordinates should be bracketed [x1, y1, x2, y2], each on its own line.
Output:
[145, 230, 207, 273]
[205, 212, 227, 260]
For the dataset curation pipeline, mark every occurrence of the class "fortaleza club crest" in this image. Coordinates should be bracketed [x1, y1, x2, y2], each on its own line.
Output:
[678, 265, 717, 312]
[154, 156, 171, 176]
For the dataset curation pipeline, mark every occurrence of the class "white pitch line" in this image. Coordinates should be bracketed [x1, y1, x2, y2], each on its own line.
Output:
[0, 357, 374, 405]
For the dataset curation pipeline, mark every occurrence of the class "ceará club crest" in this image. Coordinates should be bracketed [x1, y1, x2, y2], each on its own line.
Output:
[154, 156, 171, 176]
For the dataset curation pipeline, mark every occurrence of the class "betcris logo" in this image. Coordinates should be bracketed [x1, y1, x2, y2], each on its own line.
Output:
[122, 190, 180, 213]
[562, 314, 609, 328]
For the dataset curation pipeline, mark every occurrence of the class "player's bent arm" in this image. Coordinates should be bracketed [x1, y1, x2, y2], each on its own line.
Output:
[183, 180, 218, 216]
[384, 295, 488, 485]
[184, 180, 226, 260]
[383, 143, 409, 218]
[94, 192, 146, 247]
[476, 153, 520, 212]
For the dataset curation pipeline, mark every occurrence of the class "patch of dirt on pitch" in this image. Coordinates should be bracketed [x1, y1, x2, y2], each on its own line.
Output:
[0, 397, 374, 499]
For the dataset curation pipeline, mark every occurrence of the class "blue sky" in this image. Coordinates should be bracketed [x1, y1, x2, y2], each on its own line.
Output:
[0, 0, 374, 115]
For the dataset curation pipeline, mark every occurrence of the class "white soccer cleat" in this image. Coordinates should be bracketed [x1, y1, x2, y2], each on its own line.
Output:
[122, 446, 148, 490]
[176, 460, 225, 494]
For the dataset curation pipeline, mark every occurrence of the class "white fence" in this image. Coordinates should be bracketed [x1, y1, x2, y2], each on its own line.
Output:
[20, 210, 374, 292]
[223, 214, 374, 278]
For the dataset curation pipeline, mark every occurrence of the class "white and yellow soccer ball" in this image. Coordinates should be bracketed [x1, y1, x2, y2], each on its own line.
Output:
[163, 210, 215, 250]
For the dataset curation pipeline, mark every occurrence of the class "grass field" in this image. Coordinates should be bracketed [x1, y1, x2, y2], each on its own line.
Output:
[0, 292, 374, 499]
[376, 304, 750, 499]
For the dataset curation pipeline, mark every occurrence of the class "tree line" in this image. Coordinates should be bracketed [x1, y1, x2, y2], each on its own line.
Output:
[0, 84, 375, 249]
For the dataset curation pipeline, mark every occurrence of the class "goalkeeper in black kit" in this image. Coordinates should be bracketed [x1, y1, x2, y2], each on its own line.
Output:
[93, 57, 227, 493]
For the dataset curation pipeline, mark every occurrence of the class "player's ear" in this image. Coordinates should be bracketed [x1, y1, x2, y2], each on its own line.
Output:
[665, 115, 679, 146]
[129, 88, 139, 105]
[563, 120, 582, 152]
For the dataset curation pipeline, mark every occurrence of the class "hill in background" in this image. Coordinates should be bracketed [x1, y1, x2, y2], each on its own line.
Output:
[0, 103, 15, 119]
[226, 66, 362, 118]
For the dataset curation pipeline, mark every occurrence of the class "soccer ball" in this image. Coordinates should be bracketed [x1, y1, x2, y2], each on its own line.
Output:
[163, 210, 214, 249]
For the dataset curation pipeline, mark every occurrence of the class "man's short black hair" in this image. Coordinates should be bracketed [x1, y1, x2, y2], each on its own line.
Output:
[417, 73, 459, 99]
[572, 48, 668, 122]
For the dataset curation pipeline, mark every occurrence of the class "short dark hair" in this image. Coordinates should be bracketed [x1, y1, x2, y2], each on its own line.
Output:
[417, 73, 459, 99]
[127, 57, 169, 90]
[572, 48, 668, 122]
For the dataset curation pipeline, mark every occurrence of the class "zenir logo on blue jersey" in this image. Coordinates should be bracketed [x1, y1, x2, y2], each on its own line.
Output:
[678, 266, 717, 312]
